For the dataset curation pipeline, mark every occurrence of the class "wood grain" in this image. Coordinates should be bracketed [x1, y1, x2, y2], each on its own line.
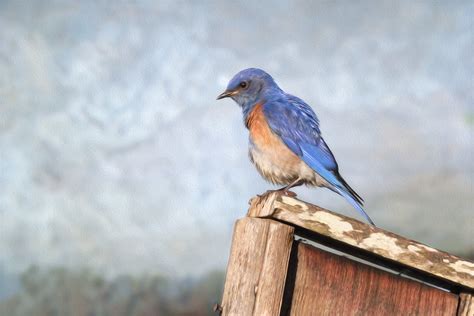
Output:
[458, 293, 474, 316]
[220, 217, 294, 316]
[287, 242, 459, 316]
[248, 192, 474, 291]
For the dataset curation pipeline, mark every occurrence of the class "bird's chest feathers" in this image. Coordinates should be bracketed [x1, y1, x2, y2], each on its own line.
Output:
[245, 104, 303, 184]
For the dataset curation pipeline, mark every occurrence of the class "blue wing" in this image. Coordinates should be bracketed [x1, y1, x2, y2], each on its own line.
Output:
[263, 94, 375, 225]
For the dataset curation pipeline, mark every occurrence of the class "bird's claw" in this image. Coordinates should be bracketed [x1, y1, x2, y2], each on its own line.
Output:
[281, 190, 297, 197]
[213, 303, 223, 315]
[259, 189, 297, 198]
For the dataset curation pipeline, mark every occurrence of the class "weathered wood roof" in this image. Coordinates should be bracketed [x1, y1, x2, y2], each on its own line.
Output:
[247, 192, 474, 292]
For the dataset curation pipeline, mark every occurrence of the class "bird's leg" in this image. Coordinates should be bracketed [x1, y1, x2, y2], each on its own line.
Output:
[262, 178, 304, 197]
[280, 178, 304, 193]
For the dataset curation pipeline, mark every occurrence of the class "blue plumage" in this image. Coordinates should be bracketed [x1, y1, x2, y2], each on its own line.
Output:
[217, 68, 375, 225]
[264, 97, 374, 225]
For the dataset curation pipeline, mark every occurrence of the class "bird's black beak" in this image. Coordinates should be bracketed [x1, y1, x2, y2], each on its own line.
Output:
[216, 90, 235, 100]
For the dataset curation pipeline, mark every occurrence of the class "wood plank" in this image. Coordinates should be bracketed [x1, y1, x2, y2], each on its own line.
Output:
[458, 293, 474, 316]
[220, 217, 294, 316]
[248, 192, 474, 291]
[287, 242, 459, 316]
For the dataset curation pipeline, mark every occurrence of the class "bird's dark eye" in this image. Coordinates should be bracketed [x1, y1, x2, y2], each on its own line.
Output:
[239, 81, 248, 89]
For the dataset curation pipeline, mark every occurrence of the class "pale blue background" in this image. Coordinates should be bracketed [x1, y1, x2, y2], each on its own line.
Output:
[0, 0, 472, 295]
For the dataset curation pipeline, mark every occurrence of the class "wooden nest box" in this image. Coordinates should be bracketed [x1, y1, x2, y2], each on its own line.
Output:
[218, 192, 474, 315]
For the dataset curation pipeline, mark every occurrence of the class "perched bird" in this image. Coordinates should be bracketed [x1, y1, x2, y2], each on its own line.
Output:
[217, 68, 375, 225]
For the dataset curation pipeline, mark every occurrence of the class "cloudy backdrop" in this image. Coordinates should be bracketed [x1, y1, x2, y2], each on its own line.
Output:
[0, 0, 472, 301]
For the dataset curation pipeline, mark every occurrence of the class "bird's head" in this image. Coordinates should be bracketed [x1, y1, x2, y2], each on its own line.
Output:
[217, 68, 281, 107]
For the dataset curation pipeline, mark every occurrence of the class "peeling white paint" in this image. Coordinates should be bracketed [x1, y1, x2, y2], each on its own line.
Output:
[360, 233, 405, 256]
[407, 245, 422, 253]
[280, 196, 308, 210]
[449, 260, 474, 275]
[418, 244, 439, 252]
[299, 211, 354, 238]
[273, 195, 474, 289]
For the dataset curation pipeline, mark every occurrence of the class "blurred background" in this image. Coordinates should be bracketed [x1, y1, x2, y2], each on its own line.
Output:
[0, 0, 472, 315]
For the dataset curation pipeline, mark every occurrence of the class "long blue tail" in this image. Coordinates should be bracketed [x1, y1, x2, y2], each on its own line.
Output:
[297, 143, 375, 226]
[333, 186, 375, 226]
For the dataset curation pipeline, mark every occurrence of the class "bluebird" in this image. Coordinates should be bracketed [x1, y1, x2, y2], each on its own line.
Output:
[217, 68, 375, 225]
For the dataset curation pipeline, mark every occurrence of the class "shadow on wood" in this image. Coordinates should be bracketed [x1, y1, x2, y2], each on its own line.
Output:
[219, 192, 474, 316]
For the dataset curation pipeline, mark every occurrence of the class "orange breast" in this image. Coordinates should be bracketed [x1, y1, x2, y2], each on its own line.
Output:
[246, 104, 286, 150]
[246, 103, 306, 184]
